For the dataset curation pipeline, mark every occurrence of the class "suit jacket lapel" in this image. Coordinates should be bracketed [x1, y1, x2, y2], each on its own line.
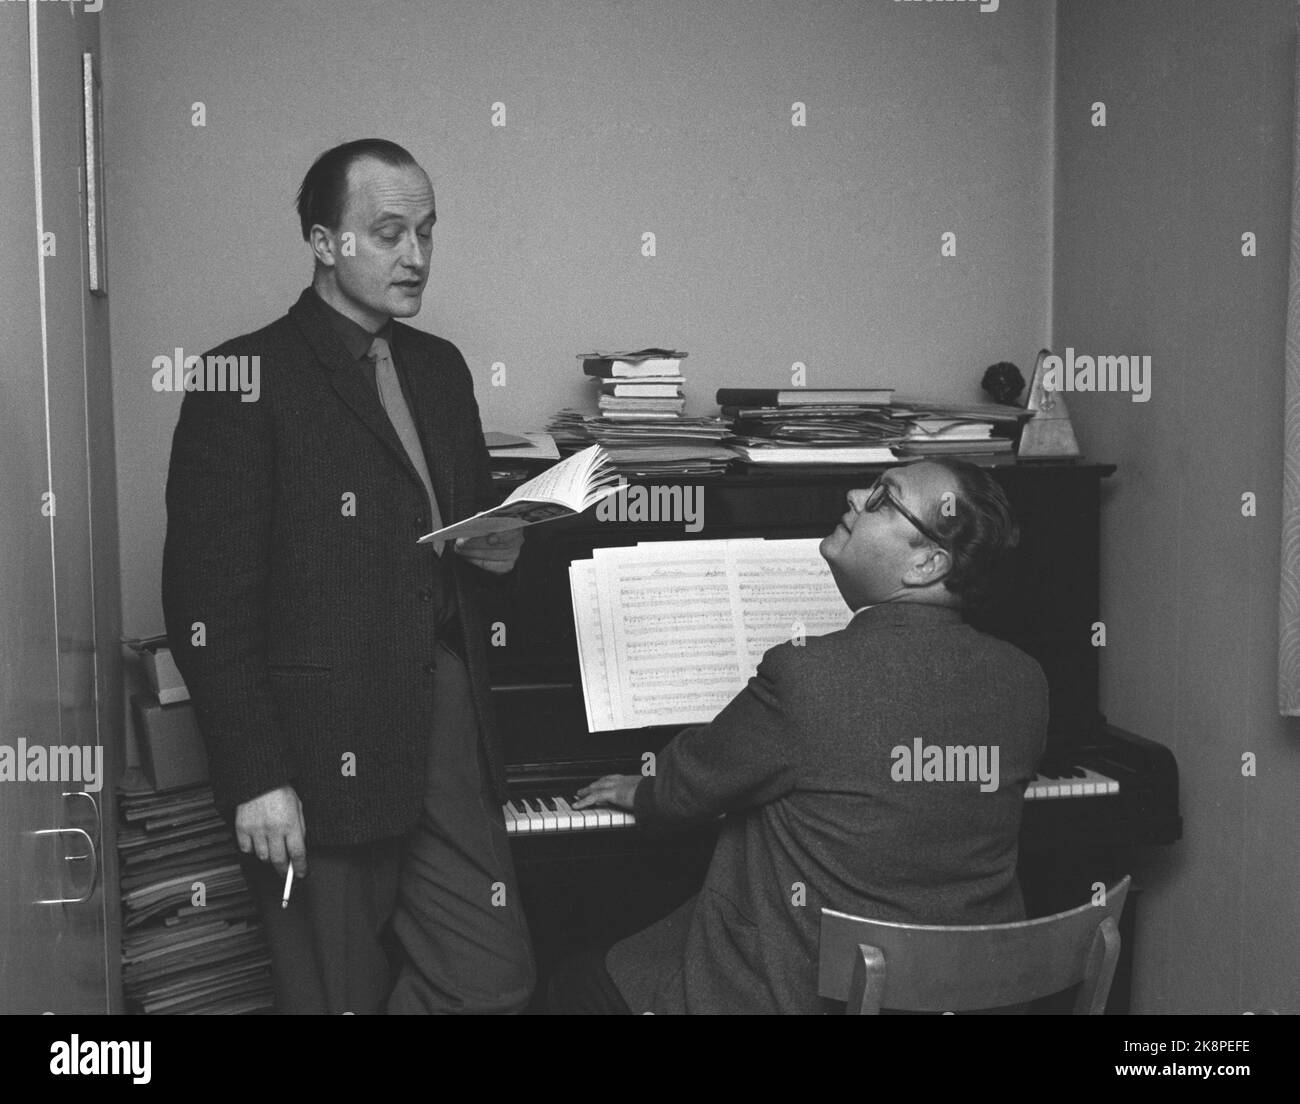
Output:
[287, 291, 428, 497]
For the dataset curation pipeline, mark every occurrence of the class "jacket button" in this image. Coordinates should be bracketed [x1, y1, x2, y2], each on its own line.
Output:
[419, 589, 431, 602]
[415, 516, 426, 530]
[423, 662, 435, 675]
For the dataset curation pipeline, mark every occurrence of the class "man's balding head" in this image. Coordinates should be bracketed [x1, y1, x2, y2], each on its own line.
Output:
[299, 140, 437, 331]
[296, 138, 422, 242]
[819, 459, 1017, 613]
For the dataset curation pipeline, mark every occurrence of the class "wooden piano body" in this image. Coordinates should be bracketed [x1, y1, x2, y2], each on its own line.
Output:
[481, 459, 1181, 1011]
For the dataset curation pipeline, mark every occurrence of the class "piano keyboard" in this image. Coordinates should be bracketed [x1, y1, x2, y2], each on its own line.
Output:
[504, 765, 1122, 834]
[1024, 767, 1119, 800]
[503, 795, 635, 835]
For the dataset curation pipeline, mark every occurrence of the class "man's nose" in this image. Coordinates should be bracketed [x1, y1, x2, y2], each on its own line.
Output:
[402, 233, 427, 271]
[847, 488, 870, 512]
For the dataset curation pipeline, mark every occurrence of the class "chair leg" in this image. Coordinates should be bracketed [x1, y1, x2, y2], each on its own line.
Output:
[846, 944, 887, 1015]
[1073, 916, 1121, 1014]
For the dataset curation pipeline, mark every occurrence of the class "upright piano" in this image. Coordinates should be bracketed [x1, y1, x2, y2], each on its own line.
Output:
[480, 459, 1181, 1011]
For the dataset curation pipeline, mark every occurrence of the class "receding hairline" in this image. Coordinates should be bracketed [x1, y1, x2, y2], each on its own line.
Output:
[338, 156, 437, 227]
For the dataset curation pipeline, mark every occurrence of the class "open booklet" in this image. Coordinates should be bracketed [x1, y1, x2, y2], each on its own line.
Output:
[419, 443, 621, 544]
[570, 538, 851, 732]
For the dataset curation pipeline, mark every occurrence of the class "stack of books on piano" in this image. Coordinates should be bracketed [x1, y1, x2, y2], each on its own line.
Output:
[548, 349, 732, 477]
[117, 782, 273, 1014]
[584, 348, 687, 419]
[719, 387, 908, 464]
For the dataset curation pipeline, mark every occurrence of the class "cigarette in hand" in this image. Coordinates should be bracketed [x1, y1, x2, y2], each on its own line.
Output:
[281, 862, 294, 909]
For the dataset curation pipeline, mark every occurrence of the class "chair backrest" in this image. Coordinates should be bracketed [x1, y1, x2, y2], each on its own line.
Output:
[818, 876, 1131, 1014]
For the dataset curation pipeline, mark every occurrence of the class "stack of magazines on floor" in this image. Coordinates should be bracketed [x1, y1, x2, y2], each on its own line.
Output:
[118, 784, 273, 1014]
[548, 348, 732, 477]
[719, 386, 1031, 464]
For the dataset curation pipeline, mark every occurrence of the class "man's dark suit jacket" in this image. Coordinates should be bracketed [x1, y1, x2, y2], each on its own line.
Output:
[605, 602, 1049, 1013]
[162, 288, 506, 846]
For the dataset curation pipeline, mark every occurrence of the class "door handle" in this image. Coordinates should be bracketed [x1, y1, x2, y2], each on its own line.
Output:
[63, 789, 101, 852]
[31, 827, 98, 905]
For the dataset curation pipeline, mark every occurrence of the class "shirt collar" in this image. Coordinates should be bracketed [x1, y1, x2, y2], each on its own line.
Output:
[849, 601, 963, 626]
[309, 286, 393, 362]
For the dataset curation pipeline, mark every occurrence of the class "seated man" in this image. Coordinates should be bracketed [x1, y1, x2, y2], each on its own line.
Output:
[549, 458, 1049, 1013]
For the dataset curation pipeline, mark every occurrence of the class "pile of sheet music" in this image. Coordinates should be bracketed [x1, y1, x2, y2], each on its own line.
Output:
[550, 349, 732, 476]
[718, 386, 1030, 463]
[549, 409, 732, 476]
[891, 400, 1029, 456]
[719, 387, 907, 464]
[570, 538, 850, 731]
[118, 783, 273, 1014]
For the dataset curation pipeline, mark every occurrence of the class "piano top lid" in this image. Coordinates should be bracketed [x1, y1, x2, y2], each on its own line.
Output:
[494, 457, 1117, 490]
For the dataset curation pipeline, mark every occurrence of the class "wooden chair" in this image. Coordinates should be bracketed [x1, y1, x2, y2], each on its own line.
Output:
[818, 876, 1131, 1014]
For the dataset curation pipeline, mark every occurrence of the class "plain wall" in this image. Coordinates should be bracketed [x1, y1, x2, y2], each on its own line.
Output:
[1054, 0, 1300, 1012]
[103, 0, 1055, 646]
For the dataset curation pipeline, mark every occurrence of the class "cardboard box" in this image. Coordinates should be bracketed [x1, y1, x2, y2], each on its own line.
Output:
[142, 644, 190, 705]
[131, 693, 210, 791]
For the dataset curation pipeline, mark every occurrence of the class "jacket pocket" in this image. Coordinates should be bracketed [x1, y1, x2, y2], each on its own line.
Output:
[266, 668, 337, 747]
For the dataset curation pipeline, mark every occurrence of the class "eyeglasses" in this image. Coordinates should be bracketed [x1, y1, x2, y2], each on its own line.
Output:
[862, 480, 949, 550]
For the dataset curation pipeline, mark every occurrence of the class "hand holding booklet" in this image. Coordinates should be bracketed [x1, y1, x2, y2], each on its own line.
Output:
[419, 444, 622, 544]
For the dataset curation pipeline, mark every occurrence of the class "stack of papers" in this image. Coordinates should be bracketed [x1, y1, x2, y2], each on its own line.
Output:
[569, 538, 849, 731]
[485, 430, 561, 460]
[117, 784, 273, 1014]
[549, 409, 734, 476]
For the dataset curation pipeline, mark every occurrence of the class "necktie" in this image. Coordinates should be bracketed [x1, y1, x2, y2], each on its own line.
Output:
[368, 336, 445, 554]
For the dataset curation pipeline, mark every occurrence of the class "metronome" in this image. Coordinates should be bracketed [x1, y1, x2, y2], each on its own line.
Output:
[1018, 348, 1081, 459]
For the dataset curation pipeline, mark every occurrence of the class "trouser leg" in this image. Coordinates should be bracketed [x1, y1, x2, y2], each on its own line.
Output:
[240, 838, 402, 1014]
[386, 641, 536, 1013]
[545, 948, 633, 1014]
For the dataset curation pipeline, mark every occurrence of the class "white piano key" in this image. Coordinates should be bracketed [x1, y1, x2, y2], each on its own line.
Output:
[551, 796, 575, 831]
[521, 798, 546, 832]
[532, 797, 559, 832]
[504, 800, 527, 833]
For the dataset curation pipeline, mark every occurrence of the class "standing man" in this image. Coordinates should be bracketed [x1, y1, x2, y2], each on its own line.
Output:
[556, 459, 1048, 1013]
[162, 139, 534, 1013]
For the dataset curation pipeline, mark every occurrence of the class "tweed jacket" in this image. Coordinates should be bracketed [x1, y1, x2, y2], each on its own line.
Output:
[606, 602, 1049, 1013]
[162, 288, 507, 845]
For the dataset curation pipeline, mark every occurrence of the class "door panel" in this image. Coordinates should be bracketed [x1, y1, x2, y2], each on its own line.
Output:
[37, 0, 111, 1017]
[0, 0, 113, 1015]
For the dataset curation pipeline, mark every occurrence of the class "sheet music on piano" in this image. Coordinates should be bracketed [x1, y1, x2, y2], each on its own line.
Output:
[569, 538, 850, 731]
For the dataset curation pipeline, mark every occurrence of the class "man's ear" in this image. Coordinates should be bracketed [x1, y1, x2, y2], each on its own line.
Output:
[904, 545, 951, 587]
[309, 224, 337, 268]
